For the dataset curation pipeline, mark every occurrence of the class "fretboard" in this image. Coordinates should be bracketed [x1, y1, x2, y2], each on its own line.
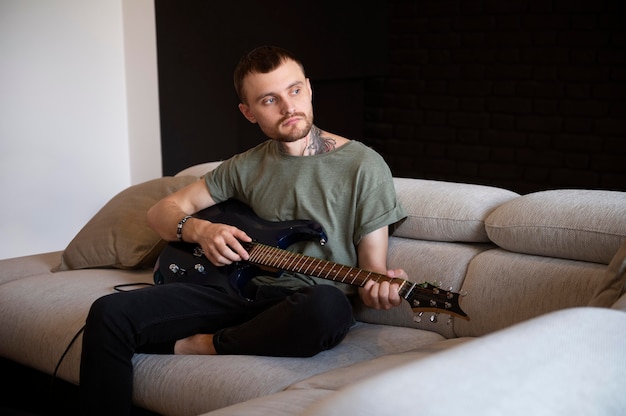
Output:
[245, 242, 400, 288]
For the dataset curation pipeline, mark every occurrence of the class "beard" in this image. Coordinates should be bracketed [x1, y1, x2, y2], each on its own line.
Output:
[272, 111, 314, 142]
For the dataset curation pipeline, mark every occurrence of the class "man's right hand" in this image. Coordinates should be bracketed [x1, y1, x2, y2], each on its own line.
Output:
[191, 220, 252, 266]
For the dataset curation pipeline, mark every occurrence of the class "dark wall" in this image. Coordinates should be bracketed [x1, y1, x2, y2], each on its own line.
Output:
[154, 0, 387, 175]
[369, 0, 626, 193]
[155, 0, 626, 194]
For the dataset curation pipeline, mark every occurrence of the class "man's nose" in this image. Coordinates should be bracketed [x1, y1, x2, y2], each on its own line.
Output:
[281, 97, 296, 114]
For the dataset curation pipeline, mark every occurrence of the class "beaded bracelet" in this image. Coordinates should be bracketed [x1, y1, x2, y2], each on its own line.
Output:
[176, 215, 193, 241]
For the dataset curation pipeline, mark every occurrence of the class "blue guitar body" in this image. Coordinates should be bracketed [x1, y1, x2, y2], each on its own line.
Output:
[154, 199, 328, 299]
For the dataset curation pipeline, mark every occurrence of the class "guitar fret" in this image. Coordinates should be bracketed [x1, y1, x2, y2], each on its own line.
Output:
[276, 248, 291, 269]
[339, 266, 350, 283]
[279, 248, 298, 270]
[323, 264, 336, 280]
[293, 253, 309, 272]
[262, 245, 280, 268]
[356, 270, 372, 286]
[312, 259, 325, 276]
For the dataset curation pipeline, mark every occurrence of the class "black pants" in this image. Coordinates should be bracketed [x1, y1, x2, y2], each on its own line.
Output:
[79, 282, 354, 416]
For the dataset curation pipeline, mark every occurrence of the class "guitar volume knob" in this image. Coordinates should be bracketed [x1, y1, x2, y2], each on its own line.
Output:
[194, 264, 205, 273]
[169, 264, 180, 274]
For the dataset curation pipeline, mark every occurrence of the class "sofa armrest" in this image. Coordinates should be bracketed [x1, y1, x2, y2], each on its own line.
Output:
[303, 307, 626, 416]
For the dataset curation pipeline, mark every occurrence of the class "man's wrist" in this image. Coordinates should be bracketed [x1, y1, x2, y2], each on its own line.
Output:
[176, 215, 193, 241]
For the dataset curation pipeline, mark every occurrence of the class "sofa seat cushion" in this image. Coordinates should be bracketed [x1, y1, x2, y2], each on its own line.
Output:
[485, 189, 626, 264]
[198, 338, 474, 416]
[302, 307, 626, 416]
[0, 269, 154, 383]
[197, 390, 334, 416]
[130, 322, 445, 416]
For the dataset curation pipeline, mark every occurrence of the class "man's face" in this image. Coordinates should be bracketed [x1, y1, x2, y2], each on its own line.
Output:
[238, 59, 314, 142]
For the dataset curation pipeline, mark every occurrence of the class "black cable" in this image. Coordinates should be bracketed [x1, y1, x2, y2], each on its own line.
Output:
[113, 282, 154, 292]
[52, 324, 85, 380]
[51, 282, 155, 384]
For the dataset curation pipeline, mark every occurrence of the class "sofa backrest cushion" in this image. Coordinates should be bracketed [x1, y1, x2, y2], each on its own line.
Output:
[392, 178, 520, 243]
[485, 189, 626, 264]
[590, 238, 626, 308]
[175, 161, 223, 177]
[54, 176, 198, 271]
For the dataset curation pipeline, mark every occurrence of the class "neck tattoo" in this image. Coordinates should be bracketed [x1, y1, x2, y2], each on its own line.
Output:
[302, 125, 336, 156]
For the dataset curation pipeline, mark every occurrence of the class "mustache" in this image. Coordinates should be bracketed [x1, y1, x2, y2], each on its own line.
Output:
[279, 112, 306, 124]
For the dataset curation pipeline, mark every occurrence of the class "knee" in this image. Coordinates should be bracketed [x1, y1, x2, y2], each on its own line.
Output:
[302, 285, 353, 322]
[86, 292, 130, 328]
[292, 285, 354, 353]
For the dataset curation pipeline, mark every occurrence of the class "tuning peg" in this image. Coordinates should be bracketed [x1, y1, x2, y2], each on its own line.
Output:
[413, 312, 423, 323]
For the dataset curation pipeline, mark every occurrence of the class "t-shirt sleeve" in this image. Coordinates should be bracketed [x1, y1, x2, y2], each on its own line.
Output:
[352, 154, 407, 245]
[203, 156, 243, 203]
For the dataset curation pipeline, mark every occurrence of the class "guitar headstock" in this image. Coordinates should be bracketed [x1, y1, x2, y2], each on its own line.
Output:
[402, 281, 469, 321]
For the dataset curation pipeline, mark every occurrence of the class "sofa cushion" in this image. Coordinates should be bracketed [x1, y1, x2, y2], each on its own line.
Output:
[455, 249, 610, 337]
[392, 178, 519, 243]
[590, 238, 626, 308]
[175, 161, 223, 177]
[302, 307, 626, 416]
[485, 189, 626, 264]
[54, 176, 197, 271]
[130, 322, 445, 415]
[0, 268, 154, 383]
[0, 251, 62, 285]
[354, 237, 492, 338]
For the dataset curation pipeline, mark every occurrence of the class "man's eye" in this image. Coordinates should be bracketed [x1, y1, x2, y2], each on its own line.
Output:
[263, 97, 275, 105]
[292, 88, 300, 95]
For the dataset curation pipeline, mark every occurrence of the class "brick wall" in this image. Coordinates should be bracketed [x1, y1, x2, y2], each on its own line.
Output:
[365, 0, 626, 193]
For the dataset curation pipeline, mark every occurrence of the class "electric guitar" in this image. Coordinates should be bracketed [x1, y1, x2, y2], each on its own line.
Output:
[155, 199, 469, 321]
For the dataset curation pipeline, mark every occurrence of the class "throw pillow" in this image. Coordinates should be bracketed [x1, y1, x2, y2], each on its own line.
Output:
[54, 175, 198, 271]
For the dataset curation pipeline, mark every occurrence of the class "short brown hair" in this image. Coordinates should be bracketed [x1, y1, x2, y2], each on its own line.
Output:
[233, 45, 305, 103]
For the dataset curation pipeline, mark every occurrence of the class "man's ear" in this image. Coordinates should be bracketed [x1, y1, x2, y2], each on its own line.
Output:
[238, 103, 257, 123]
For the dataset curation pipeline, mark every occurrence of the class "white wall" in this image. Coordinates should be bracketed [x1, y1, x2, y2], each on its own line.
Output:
[0, 0, 161, 260]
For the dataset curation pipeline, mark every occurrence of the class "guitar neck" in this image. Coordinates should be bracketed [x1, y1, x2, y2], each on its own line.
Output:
[245, 242, 396, 288]
[243, 241, 469, 320]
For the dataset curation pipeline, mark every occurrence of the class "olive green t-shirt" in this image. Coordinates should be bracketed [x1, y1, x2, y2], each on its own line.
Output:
[204, 140, 406, 295]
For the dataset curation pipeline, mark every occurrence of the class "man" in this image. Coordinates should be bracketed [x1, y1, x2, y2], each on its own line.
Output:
[79, 45, 407, 415]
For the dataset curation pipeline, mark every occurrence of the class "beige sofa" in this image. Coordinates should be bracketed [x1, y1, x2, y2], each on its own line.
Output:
[1, 161, 625, 416]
